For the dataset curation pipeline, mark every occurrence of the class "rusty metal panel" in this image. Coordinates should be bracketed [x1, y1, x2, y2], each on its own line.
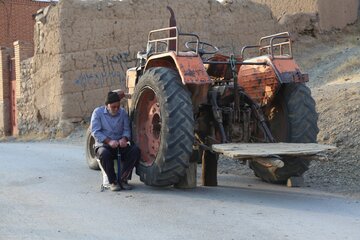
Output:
[238, 58, 279, 106]
[126, 67, 137, 107]
[146, 52, 211, 84]
[272, 58, 300, 72]
[272, 58, 308, 83]
[126, 67, 137, 89]
[176, 55, 211, 84]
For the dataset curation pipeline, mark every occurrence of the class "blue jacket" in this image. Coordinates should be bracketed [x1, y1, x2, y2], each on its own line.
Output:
[90, 106, 131, 147]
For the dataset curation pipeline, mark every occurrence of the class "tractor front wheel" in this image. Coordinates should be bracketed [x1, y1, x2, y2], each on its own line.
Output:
[131, 67, 194, 186]
[85, 128, 100, 170]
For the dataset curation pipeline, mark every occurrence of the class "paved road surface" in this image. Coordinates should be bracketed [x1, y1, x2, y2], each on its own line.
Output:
[0, 142, 359, 240]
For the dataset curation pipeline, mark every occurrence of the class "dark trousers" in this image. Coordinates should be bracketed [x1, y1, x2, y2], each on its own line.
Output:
[95, 144, 140, 184]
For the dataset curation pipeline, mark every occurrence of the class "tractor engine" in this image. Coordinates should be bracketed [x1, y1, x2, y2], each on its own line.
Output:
[197, 82, 259, 145]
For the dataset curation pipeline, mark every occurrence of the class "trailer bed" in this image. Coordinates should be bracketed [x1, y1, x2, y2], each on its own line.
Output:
[212, 142, 336, 159]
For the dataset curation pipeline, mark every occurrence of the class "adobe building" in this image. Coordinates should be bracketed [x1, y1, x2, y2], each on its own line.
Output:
[0, 0, 55, 136]
[0, 0, 359, 138]
[252, 0, 359, 30]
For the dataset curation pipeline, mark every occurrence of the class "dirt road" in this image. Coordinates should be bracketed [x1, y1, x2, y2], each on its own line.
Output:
[1, 141, 359, 240]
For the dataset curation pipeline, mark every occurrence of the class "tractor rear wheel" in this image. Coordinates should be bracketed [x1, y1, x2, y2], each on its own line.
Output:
[250, 83, 319, 183]
[131, 67, 194, 186]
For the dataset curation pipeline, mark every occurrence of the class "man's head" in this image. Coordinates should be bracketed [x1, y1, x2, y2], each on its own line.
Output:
[105, 91, 120, 116]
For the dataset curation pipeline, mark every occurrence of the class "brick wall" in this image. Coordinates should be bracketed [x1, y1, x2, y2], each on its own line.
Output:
[0, 0, 50, 48]
[13, 41, 33, 98]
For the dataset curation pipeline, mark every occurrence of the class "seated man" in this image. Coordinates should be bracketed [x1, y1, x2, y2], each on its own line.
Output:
[91, 91, 140, 191]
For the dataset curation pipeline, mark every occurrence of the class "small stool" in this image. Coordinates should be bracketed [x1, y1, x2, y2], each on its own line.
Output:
[97, 158, 110, 191]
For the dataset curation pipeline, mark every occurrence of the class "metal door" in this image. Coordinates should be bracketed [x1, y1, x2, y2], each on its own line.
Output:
[9, 58, 17, 135]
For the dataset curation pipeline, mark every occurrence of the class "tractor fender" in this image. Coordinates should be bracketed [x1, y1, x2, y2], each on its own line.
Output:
[238, 55, 308, 106]
[270, 58, 309, 84]
[144, 52, 211, 85]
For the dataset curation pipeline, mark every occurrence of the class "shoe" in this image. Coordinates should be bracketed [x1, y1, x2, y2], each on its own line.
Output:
[121, 181, 133, 190]
[110, 183, 121, 191]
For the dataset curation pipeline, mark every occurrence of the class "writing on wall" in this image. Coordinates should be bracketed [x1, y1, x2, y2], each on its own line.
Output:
[74, 52, 133, 88]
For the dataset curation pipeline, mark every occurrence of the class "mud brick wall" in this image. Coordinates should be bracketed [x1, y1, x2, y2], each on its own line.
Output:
[317, 0, 359, 30]
[252, 0, 359, 31]
[19, 0, 359, 136]
[251, 0, 317, 18]
[31, 5, 62, 123]
[31, 0, 280, 124]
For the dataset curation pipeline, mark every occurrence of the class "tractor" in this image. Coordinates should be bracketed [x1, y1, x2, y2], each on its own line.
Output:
[86, 14, 335, 188]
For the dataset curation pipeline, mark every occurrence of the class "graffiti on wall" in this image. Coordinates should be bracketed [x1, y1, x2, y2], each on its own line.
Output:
[74, 52, 133, 88]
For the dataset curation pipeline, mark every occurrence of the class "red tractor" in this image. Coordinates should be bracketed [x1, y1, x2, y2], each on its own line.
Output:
[86, 18, 335, 188]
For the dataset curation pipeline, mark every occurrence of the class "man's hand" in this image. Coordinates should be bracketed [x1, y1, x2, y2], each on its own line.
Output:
[118, 137, 128, 148]
[108, 140, 119, 148]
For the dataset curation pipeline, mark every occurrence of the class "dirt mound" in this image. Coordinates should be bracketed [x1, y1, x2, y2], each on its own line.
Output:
[295, 21, 360, 197]
[305, 83, 360, 197]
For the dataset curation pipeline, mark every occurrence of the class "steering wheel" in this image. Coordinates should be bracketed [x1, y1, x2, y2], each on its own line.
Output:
[185, 41, 219, 55]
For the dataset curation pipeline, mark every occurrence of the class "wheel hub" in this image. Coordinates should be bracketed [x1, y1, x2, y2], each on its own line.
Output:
[136, 89, 161, 165]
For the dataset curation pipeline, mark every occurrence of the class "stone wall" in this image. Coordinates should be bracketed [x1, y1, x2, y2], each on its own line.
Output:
[17, 57, 66, 137]
[17, 58, 37, 135]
